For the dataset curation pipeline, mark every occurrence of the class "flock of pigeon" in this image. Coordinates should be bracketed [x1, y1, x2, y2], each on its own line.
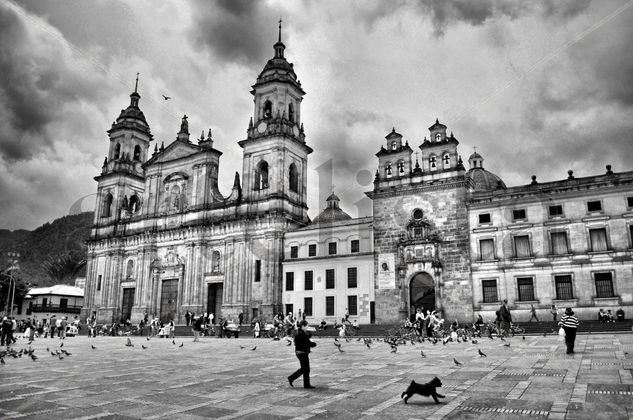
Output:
[0, 339, 71, 365]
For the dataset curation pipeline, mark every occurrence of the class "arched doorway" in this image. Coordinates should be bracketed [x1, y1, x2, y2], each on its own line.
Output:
[409, 272, 435, 320]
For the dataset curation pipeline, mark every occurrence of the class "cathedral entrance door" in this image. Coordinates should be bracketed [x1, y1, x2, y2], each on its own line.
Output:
[121, 288, 135, 323]
[410, 272, 435, 318]
[160, 279, 178, 324]
[207, 283, 223, 319]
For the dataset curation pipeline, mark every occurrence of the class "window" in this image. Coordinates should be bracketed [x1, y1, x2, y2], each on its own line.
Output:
[347, 267, 358, 288]
[397, 161, 405, 175]
[308, 244, 317, 257]
[328, 242, 337, 255]
[97, 275, 102, 291]
[429, 155, 437, 170]
[304, 297, 313, 317]
[413, 209, 423, 220]
[351, 240, 359, 253]
[587, 200, 602, 212]
[212, 251, 221, 273]
[385, 162, 392, 178]
[126, 260, 134, 279]
[478, 213, 491, 224]
[304, 271, 313, 290]
[550, 232, 569, 255]
[391, 141, 397, 150]
[288, 103, 295, 123]
[60, 298, 68, 309]
[517, 277, 535, 301]
[348, 296, 358, 316]
[255, 161, 269, 190]
[102, 193, 113, 218]
[442, 154, 450, 169]
[555, 275, 573, 300]
[512, 209, 526, 221]
[289, 163, 299, 193]
[627, 197, 633, 208]
[290, 246, 298, 259]
[594, 272, 615, 298]
[326, 296, 335, 316]
[435, 133, 441, 142]
[129, 194, 140, 213]
[252, 308, 259, 320]
[514, 235, 531, 258]
[285, 272, 294, 291]
[589, 228, 608, 252]
[133, 145, 141, 161]
[114, 143, 121, 159]
[326, 269, 335, 289]
[549, 205, 563, 217]
[254, 260, 261, 282]
[263, 100, 272, 119]
[479, 239, 495, 260]
[482, 280, 498, 303]
[42, 298, 47, 308]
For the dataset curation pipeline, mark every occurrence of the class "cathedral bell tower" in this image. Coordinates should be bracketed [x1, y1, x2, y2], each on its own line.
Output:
[238, 22, 312, 221]
[94, 75, 152, 224]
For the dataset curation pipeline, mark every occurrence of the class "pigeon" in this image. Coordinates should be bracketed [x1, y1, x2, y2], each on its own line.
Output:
[126, 338, 134, 347]
[0, 357, 4, 365]
[471, 340, 478, 344]
[60, 342, 64, 348]
[179, 343, 184, 348]
[46, 347, 50, 352]
[162, 95, 171, 100]
[504, 343, 511, 347]
[453, 358, 462, 366]
[420, 350, 426, 358]
[50, 351, 56, 357]
[390, 346, 397, 354]
[334, 337, 339, 342]
[61, 350, 71, 356]
[357, 337, 362, 341]
[172, 340, 176, 345]
[286, 340, 292, 346]
[251, 346, 257, 351]
[333, 341, 341, 348]
[478, 349, 487, 357]
[240, 345, 245, 350]
[91, 345, 96, 350]
[522, 336, 526, 341]
[30, 354, 37, 361]
[142, 345, 147, 350]
[146, 337, 151, 341]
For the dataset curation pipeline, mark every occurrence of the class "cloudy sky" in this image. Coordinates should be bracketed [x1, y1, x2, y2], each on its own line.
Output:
[1, 0, 632, 230]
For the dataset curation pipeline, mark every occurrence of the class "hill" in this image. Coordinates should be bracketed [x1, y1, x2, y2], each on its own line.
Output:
[0, 212, 94, 286]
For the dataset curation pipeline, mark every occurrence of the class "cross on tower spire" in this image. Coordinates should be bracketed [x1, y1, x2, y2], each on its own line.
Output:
[134, 72, 139, 93]
[278, 18, 282, 43]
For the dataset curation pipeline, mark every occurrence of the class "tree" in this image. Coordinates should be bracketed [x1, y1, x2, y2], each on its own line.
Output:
[41, 252, 86, 285]
[0, 271, 28, 315]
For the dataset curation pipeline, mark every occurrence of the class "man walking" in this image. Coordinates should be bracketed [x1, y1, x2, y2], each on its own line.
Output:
[499, 300, 512, 337]
[288, 321, 317, 389]
[559, 307, 579, 354]
[529, 304, 539, 322]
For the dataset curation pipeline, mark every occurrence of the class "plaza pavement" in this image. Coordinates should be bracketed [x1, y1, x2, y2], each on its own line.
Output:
[0, 332, 632, 419]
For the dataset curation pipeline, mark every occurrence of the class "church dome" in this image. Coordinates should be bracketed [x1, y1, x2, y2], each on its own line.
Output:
[466, 151, 506, 191]
[312, 193, 352, 223]
[115, 92, 149, 127]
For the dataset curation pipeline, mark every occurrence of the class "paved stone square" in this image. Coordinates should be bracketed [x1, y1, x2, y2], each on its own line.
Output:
[1, 333, 632, 419]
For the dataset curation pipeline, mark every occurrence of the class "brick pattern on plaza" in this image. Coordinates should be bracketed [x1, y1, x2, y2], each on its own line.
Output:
[1, 333, 632, 419]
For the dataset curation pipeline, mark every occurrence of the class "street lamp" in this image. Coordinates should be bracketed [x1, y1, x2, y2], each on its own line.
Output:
[6, 252, 20, 317]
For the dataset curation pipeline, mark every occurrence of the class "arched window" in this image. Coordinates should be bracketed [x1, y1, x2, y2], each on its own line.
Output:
[397, 160, 405, 176]
[429, 155, 437, 171]
[171, 185, 181, 210]
[255, 161, 269, 190]
[435, 133, 442, 142]
[288, 103, 295, 122]
[391, 141, 397, 150]
[102, 193, 113, 218]
[126, 260, 134, 279]
[114, 143, 121, 159]
[442, 153, 450, 169]
[212, 250, 221, 273]
[129, 194, 140, 213]
[289, 163, 298, 192]
[385, 162, 393, 178]
[263, 100, 272, 119]
[133, 145, 141, 161]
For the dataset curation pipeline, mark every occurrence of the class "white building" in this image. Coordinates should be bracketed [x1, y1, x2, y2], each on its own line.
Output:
[283, 194, 375, 324]
[19, 285, 84, 322]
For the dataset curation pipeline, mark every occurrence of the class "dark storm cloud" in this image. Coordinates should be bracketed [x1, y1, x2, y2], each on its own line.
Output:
[190, 0, 279, 68]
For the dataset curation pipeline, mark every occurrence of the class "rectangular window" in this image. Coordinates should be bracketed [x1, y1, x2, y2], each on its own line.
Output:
[587, 200, 602, 212]
[304, 271, 313, 291]
[555, 275, 574, 300]
[512, 209, 526, 221]
[97, 275, 102, 291]
[326, 269, 335, 289]
[551, 232, 569, 255]
[589, 228, 608, 252]
[285, 272, 294, 291]
[517, 277, 535, 301]
[479, 239, 495, 260]
[328, 242, 337, 255]
[594, 272, 615, 298]
[325, 296, 335, 316]
[254, 260, 261, 282]
[290, 246, 298, 259]
[549, 205, 563, 217]
[308, 244, 317, 257]
[304, 297, 313, 317]
[348, 295, 358, 316]
[347, 267, 358, 288]
[478, 213, 491, 224]
[42, 298, 48, 307]
[482, 280, 498, 303]
[628, 197, 633, 208]
[514, 235, 531, 258]
[59, 298, 68, 309]
[351, 239, 360, 253]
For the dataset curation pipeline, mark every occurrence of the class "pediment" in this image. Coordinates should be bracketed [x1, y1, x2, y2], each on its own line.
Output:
[144, 141, 203, 167]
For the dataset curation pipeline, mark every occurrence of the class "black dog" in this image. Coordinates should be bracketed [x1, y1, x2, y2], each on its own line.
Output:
[400, 377, 445, 404]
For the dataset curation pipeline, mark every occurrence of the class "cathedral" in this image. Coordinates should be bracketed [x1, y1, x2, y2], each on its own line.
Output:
[83, 28, 633, 326]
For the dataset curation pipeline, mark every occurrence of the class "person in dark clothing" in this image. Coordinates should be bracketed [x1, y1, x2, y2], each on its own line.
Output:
[288, 320, 317, 389]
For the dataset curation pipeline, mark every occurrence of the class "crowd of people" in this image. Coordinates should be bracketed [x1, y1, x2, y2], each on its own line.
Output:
[0, 315, 80, 344]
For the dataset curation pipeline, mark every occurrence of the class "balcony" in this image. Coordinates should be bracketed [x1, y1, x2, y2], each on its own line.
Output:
[29, 304, 82, 314]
